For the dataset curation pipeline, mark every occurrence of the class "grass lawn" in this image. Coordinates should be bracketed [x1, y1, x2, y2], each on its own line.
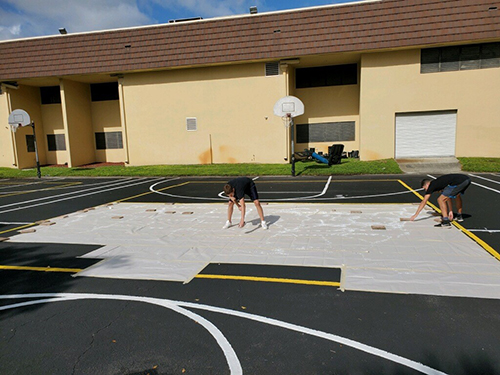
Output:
[458, 157, 500, 173]
[1, 158, 498, 178]
[0, 158, 402, 178]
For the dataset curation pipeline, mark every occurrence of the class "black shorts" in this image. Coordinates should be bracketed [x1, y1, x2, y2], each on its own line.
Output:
[247, 181, 259, 201]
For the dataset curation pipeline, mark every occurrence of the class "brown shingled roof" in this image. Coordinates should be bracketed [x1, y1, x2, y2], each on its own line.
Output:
[1, 0, 499, 80]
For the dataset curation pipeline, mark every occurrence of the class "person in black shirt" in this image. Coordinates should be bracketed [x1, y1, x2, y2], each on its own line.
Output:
[410, 174, 471, 227]
[222, 177, 267, 229]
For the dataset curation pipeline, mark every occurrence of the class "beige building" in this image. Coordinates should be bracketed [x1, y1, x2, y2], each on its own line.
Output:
[1, 0, 499, 168]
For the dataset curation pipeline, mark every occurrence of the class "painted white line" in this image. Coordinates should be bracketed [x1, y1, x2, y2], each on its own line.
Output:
[468, 229, 500, 233]
[0, 178, 138, 210]
[0, 177, 171, 214]
[0, 293, 448, 375]
[469, 173, 500, 185]
[0, 294, 242, 375]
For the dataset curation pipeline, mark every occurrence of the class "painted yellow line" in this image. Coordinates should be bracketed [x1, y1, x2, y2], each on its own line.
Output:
[451, 222, 500, 261]
[398, 180, 500, 261]
[195, 274, 341, 287]
[116, 181, 190, 203]
[0, 265, 82, 273]
[0, 223, 37, 235]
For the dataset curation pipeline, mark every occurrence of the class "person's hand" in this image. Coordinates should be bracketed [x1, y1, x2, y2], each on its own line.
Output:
[239, 220, 245, 228]
[410, 214, 417, 221]
[448, 211, 454, 220]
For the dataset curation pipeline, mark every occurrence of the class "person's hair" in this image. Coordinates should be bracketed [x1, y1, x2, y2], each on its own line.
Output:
[421, 179, 431, 188]
[223, 184, 234, 195]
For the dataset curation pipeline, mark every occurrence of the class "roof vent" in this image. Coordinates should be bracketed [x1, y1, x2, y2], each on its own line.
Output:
[265, 62, 280, 76]
[250, 6, 258, 14]
[186, 117, 197, 131]
[169, 17, 203, 23]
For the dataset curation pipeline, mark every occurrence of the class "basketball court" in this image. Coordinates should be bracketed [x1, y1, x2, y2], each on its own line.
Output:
[1, 174, 500, 374]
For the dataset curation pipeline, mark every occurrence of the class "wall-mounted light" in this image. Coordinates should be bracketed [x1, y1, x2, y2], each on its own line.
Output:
[59, 28, 67, 35]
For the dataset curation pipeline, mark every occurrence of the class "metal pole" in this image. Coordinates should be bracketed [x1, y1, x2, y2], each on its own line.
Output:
[290, 117, 295, 177]
[31, 121, 41, 178]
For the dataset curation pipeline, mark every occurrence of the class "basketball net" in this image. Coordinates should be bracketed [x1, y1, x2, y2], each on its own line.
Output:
[10, 123, 21, 133]
[281, 113, 292, 128]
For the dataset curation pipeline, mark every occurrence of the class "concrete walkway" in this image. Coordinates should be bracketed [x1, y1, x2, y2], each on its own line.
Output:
[396, 157, 462, 174]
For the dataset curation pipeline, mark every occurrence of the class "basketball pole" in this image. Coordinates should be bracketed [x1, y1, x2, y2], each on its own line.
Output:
[289, 114, 296, 177]
[30, 121, 41, 178]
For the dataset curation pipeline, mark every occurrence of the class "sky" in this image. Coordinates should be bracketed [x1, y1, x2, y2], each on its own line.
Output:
[0, 0, 360, 41]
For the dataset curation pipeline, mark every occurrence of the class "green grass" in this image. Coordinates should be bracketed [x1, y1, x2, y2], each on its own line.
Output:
[0, 158, 402, 178]
[458, 157, 500, 173]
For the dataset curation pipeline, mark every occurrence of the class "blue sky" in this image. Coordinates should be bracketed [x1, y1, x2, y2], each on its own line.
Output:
[0, 0, 360, 41]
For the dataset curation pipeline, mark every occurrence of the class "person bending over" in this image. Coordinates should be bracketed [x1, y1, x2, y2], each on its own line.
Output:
[410, 174, 471, 227]
[223, 177, 267, 229]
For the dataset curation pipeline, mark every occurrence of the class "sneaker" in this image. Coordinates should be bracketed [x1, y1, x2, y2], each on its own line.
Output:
[434, 221, 451, 228]
[222, 220, 232, 229]
[261, 221, 268, 230]
[456, 214, 464, 222]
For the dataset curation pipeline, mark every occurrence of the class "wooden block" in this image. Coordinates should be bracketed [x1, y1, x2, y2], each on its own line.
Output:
[400, 218, 410, 221]
[39, 221, 55, 226]
[351, 210, 362, 214]
[371, 225, 386, 230]
[19, 228, 36, 234]
[165, 211, 176, 214]
[182, 212, 194, 215]
[112, 216, 124, 219]
[0, 237, 9, 242]
[146, 209, 157, 212]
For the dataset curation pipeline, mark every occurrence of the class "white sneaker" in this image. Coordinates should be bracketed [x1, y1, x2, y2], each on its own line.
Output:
[222, 220, 231, 229]
[261, 221, 268, 230]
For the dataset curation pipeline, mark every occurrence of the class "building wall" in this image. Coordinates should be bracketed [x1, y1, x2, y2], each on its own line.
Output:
[294, 84, 360, 155]
[61, 80, 95, 167]
[8, 86, 47, 168]
[41, 102, 66, 165]
[122, 63, 287, 165]
[91, 100, 124, 163]
[359, 49, 500, 160]
[0, 90, 14, 168]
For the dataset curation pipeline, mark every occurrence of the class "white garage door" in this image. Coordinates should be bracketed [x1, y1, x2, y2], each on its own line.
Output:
[395, 111, 457, 158]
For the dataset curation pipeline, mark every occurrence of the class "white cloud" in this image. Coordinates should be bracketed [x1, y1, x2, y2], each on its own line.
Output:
[0, 0, 153, 40]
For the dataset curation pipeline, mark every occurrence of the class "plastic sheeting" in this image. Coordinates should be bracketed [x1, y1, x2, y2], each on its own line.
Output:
[10, 202, 500, 299]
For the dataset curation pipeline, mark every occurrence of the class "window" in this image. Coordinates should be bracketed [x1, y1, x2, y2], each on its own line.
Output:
[40, 86, 61, 104]
[90, 82, 119, 102]
[47, 134, 66, 151]
[421, 42, 500, 73]
[95, 132, 123, 149]
[296, 121, 355, 143]
[25, 135, 35, 153]
[296, 64, 357, 89]
[265, 62, 280, 76]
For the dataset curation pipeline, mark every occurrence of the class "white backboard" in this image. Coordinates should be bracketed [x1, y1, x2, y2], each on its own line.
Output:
[273, 96, 304, 118]
[8, 109, 31, 126]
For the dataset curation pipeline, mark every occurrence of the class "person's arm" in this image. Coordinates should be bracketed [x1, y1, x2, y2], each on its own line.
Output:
[238, 198, 246, 227]
[410, 194, 431, 221]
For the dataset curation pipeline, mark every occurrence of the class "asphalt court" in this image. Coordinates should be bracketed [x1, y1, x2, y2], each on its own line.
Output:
[1, 174, 500, 375]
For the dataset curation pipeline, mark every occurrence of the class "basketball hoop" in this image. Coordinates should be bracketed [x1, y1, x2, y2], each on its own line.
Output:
[8, 109, 31, 133]
[10, 123, 21, 133]
[281, 113, 292, 128]
[273, 96, 305, 177]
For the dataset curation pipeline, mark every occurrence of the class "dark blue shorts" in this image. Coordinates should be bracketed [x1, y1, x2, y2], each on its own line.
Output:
[442, 178, 471, 198]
